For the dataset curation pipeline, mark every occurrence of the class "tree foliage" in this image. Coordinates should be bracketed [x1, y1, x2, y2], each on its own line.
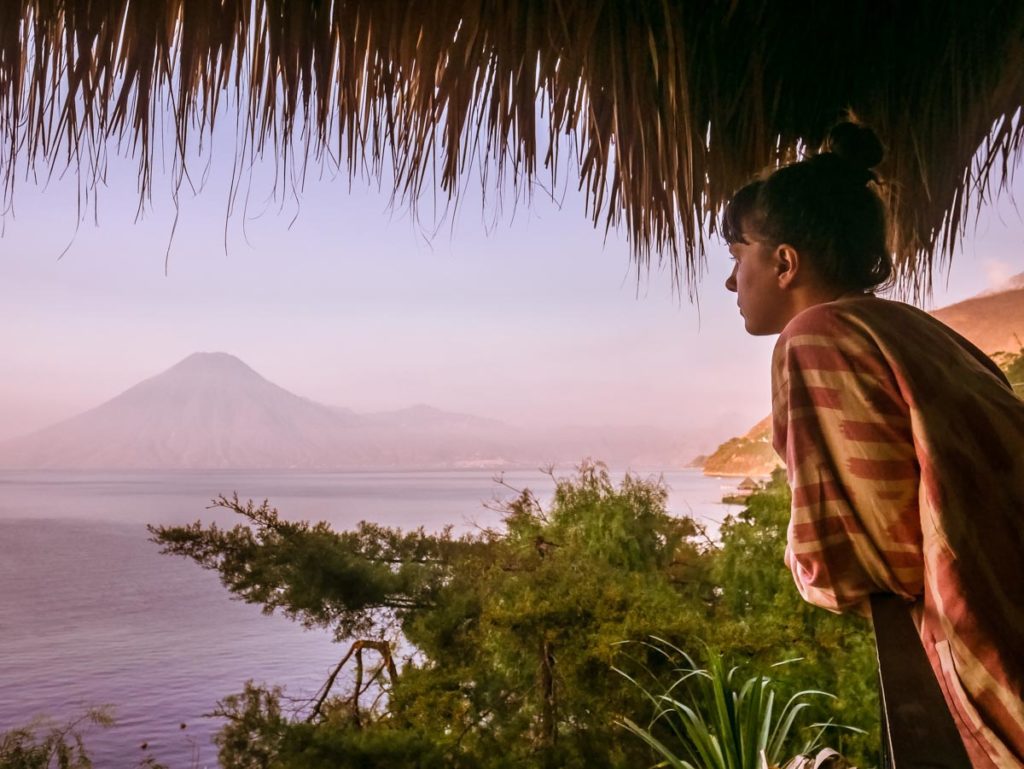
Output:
[995, 346, 1024, 397]
[0, 709, 168, 769]
[151, 495, 481, 639]
[703, 472, 879, 758]
[0, 710, 111, 769]
[149, 463, 879, 768]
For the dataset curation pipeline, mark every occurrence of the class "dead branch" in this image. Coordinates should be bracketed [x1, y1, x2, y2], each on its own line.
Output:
[308, 639, 399, 723]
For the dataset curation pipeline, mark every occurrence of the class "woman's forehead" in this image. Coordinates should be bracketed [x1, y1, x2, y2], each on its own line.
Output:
[733, 225, 764, 246]
[728, 238, 763, 256]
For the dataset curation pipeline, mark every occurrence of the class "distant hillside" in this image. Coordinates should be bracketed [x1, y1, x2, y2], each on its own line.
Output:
[699, 276, 1024, 477]
[701, 416, 781, 478]
[932, 274, 1024, 355]
[0, 352, 694, 470]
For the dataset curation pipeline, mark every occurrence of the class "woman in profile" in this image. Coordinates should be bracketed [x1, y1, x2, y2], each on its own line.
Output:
[723, 121, 1024, 767]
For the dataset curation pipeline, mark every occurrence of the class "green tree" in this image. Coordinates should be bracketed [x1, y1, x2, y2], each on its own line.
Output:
[150, 463, 877, 768]
[705, 471, 879, 761]
[995, 346, 1024, 397]
[151, 465, 715, 768]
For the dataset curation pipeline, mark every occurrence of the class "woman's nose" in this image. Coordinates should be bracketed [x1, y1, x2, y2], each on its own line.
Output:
[725, 267, 737, 293]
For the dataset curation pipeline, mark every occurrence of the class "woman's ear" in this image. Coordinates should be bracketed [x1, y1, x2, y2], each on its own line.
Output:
[774, 244, 801, 289]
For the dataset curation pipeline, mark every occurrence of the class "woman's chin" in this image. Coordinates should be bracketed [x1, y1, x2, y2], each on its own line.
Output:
[743, 317, 779, 337]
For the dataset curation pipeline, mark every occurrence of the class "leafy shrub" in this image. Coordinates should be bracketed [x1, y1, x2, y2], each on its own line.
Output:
[0, 709, 117, 769]
[618, 641, 862, 769]
[151, 463, 878, 768]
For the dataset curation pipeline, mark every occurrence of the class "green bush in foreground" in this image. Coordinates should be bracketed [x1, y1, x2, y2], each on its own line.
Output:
[618, 642, 863, 769]
[149, 463, 878, 768]
[0, 710, 111, 769]
[0, 709, 171, 769]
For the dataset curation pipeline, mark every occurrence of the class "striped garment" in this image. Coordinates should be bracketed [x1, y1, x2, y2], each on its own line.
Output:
[771, 295, 1024, 768]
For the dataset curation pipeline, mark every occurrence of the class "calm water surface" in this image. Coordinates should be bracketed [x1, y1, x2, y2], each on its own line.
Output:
[0, 469, 738, 767]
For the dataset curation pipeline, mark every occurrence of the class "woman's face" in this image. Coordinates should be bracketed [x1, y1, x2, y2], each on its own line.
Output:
[724, 235, 793, 336]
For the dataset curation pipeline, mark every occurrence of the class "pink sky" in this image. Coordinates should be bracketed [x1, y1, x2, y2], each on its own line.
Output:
[1, 139, 1021, 451]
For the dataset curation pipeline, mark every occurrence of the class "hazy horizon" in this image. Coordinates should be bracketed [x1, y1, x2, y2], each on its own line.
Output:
[2, 138, 1022, 450]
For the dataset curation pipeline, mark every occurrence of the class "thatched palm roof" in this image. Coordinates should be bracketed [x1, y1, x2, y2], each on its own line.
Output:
[2, 1, 1023, 291]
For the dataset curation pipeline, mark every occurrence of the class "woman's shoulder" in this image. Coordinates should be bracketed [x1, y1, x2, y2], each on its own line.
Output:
[781, 295, 934, 341]
[777, 294, 1009, 388]
[773, 296, 894, 381]
[779, 295, 881, 341]
[775, 296, 945, 377]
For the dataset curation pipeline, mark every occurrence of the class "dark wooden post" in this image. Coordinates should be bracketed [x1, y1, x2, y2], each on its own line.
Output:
[870, 594, 972, 769]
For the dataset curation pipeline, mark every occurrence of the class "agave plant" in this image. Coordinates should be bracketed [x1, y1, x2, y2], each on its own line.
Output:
[615, 639, 859, 769]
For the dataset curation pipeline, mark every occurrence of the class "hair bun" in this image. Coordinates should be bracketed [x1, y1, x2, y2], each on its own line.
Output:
[825, 121, 884, 171]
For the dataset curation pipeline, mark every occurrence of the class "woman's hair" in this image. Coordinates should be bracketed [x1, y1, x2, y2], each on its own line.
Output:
[722, 121, 893, 292]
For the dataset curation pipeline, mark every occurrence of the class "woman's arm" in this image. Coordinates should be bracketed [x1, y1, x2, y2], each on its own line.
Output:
[773, 307, 924, 615]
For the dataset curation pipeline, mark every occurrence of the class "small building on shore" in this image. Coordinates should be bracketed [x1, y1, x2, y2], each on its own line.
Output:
[737, 477, 759, 493]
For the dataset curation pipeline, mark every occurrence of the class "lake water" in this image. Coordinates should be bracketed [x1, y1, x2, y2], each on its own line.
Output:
[0, 468, 739, 768]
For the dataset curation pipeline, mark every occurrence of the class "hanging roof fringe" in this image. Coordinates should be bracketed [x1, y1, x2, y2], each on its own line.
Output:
[1, 1, 1022, 294]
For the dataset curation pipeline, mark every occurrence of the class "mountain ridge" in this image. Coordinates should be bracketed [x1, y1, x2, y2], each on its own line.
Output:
[931, 280, 1024, 356]
[0, 353, 694, 470]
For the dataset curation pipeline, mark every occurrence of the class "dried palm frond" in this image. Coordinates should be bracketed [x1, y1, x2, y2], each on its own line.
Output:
[1, 1, 1022, 294]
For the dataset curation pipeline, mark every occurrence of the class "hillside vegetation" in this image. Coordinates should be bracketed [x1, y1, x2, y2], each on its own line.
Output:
[701, 415, 781, 477]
